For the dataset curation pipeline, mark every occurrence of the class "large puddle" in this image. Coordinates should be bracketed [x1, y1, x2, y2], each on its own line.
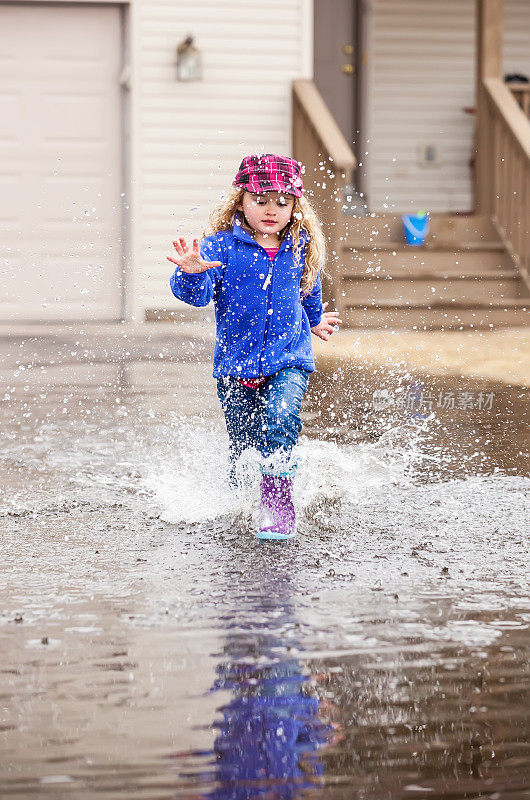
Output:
[1, 335, 529, 798]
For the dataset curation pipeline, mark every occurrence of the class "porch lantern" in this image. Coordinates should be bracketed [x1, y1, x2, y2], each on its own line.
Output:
[176, 35, 202, 82]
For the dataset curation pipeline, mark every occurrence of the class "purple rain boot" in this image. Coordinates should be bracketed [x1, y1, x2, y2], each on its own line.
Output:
[256, 474, 296, 541]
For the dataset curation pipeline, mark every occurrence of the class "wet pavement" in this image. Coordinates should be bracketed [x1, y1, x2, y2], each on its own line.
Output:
[1, 324, 529, 799]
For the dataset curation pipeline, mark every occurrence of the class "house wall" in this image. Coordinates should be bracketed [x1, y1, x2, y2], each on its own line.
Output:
[503, 0, 530, 77]
[129, 0, 312, 320]
[130, 0, 528, 318]
[366, 0, 476, 214]
[365, 0, 530, 214]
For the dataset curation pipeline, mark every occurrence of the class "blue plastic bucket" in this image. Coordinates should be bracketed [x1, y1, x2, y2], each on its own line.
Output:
[402, 212, 429, 246]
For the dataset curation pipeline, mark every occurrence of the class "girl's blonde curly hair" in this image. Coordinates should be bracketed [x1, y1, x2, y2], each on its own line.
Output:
[202, 186, 326, 296]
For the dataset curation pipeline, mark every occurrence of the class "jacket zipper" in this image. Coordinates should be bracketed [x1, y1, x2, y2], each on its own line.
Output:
[259, 252, 275, 374]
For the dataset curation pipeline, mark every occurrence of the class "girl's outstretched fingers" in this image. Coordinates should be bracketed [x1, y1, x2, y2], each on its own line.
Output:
[168, 234, 222, 272]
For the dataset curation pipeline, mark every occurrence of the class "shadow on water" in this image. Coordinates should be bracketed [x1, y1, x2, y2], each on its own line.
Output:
[0, 345, 529, 798]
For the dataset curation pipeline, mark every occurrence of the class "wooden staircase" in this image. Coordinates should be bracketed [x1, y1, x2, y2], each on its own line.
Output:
[333, 213, 530, 329]
[292, 75, 529, 331]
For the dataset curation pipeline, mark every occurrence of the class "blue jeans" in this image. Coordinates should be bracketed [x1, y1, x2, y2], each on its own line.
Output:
[216, 368, 309, 480]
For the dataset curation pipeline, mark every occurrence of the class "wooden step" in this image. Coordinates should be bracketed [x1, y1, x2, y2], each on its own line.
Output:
[345, 298, 529, 310]
[344, 269, 517, 281]
[338, 213, 501, 246]
[341, 303, 529, 330]
[342, 277, 522, 305]
[339, 249, 513, 275]
[342, 241, 505, 252]
[330, 212, 529, 329]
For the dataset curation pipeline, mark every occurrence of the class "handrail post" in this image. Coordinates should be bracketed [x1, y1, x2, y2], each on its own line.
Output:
[475, 0, 503, 214]
[291, 80, 356, 320]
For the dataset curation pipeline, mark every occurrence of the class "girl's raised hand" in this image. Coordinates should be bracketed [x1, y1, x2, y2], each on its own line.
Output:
[310, 302, 343, 341]
[167, 237, 222, 274]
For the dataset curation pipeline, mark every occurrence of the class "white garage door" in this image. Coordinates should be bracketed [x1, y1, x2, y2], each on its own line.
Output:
[0, 3, 123, 322]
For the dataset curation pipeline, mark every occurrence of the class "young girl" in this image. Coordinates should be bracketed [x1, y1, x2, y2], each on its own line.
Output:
[168, 154, 341, 541]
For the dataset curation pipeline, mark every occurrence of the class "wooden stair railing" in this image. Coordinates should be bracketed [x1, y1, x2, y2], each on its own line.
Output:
[483, 77, 530, 294]
[292, 79, 357, 316]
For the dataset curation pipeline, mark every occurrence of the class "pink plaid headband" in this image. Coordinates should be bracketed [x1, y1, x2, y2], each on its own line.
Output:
[232, 154, 304, 198]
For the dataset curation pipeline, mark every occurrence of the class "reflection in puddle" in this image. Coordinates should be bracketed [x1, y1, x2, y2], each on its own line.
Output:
[181, 574, 332, 798]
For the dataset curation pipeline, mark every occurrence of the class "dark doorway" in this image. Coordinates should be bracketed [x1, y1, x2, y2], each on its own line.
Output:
[313, 0, 362, 168]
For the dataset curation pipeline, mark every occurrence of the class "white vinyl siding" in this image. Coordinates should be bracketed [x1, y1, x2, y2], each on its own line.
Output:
[366, 0, 530, 214]
[129, 0, 311, 320]
[367, 0, 475, 214]
[503, 0, 530, 78]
